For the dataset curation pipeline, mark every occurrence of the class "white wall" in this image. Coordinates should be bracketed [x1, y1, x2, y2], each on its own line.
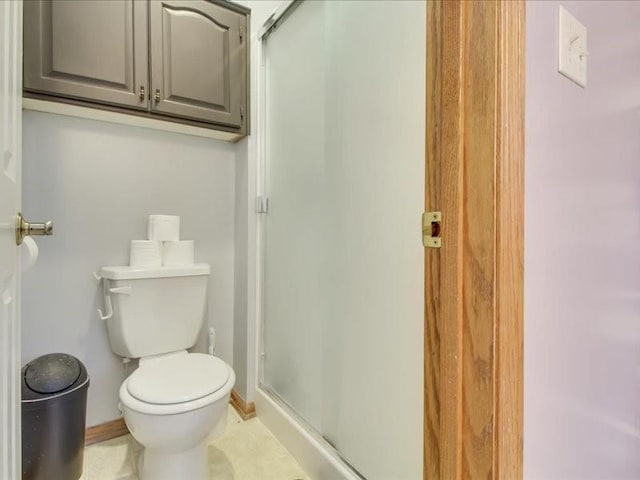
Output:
[20, 0, 285, 425]
[22, 111, 236, 426]
[233, 137, 250, 399]
[233, 0, 283, 402]
[525, 2, 640, 478]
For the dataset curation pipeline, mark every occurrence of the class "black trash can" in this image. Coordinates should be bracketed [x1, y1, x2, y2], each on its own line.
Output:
[21, 353, 90, 480]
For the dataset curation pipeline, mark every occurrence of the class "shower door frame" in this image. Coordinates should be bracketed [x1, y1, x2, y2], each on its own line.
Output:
[255, 1, 427, 478]
[425, 1, 525, 479]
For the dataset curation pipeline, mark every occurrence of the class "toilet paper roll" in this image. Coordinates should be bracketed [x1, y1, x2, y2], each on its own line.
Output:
[147, 215, 180, 242]
[162, 240, 195, 266]
[21, 236, 39, 272]
[129, 240, 162, 267]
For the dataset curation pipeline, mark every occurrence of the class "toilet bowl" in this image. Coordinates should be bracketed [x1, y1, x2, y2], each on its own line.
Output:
[120, 351, 235, 480]
[98, 263, 235, 480]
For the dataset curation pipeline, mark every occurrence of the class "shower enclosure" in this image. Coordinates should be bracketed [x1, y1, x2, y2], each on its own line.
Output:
[258, 1, 426, 478]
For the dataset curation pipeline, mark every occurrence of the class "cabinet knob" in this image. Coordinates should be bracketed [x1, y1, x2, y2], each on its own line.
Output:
[138, 85, 145, 100]
[154, 89, 161, 102]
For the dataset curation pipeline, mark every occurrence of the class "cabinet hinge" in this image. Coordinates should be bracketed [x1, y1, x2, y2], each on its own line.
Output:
[240, 105, 245, 121]
[256, 196, 269, 214]
[422, 211, 442, 248]
[240, 26, 244, 42]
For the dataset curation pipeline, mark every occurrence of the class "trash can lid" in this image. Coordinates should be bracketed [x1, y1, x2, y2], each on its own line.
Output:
[24, 353, 82, 394]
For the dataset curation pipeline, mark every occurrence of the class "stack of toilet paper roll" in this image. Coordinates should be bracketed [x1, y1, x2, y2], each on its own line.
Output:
[129, 215, 195, 267]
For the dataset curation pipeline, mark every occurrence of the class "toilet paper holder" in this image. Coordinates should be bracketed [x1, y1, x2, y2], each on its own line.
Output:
[16, 212, 53, 245]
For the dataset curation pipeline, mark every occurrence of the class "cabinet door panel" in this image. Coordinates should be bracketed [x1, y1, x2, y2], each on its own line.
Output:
[24, 0, 148, 110]
[150, 1, 245, 127]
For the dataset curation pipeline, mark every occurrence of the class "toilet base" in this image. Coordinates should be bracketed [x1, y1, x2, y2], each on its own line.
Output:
[139, 442, 209, 480]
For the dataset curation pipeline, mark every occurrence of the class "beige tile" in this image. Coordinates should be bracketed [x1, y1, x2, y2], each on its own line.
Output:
[79, 449, 89, 480]
[85, 434, 136, 480]
[209, 406, 310, 480]
[84, 406, 309, 480]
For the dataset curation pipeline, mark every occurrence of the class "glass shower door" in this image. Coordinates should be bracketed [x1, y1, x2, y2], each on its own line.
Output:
[262, 2, 426, 478]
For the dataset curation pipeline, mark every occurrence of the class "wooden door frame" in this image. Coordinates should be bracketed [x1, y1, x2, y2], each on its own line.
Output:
[425, 1, 525, 479]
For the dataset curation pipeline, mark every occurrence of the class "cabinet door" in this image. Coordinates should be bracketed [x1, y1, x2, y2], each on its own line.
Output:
[149, 1, 246, 128]
[24, 0, 149, 110]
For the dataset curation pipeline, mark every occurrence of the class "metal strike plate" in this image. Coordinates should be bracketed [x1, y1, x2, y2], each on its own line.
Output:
[422, 211, 442, 248]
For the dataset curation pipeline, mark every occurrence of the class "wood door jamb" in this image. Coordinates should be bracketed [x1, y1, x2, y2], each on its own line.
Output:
[424, 2, 525, 478]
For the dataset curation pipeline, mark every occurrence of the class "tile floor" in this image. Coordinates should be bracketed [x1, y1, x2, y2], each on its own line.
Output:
[80, 406, 310, 480]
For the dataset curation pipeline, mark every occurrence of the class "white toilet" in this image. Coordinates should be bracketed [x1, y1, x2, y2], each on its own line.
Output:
[99, 263, 235, 480]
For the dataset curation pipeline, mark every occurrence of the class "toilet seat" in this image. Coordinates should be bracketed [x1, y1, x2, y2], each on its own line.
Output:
[120, 353, 235, 416]
[127, 352, 230, 405]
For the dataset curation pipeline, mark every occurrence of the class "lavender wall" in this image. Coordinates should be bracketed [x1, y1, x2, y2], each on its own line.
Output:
[525, 2, 640, 478]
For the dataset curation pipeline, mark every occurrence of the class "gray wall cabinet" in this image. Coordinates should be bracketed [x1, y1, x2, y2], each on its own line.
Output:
[24, 0, 250, 135]
[150, 1, 245, 128]
[24, 0, 149, 110]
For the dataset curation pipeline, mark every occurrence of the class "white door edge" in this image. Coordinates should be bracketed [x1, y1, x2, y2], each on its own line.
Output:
[0, 1, 23, 478]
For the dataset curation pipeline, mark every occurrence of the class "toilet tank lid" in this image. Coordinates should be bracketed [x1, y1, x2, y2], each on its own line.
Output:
[99, 263, 210, 280]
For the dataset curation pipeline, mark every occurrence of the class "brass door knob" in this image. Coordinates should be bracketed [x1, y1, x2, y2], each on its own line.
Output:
[16, 213, 53, 245]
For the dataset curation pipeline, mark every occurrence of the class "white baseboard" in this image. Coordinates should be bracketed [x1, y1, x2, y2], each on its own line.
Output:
[255, 387, 363, 480]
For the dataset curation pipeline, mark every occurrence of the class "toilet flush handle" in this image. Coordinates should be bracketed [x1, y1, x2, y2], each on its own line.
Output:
[109, 287, 131, 295]
[98, 295, 113, 321]
[97, 287, 130, 320]
[93, 272, 113, 320]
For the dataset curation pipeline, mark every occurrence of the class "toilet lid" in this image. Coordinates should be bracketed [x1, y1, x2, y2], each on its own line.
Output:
[127, 353, 230, 405]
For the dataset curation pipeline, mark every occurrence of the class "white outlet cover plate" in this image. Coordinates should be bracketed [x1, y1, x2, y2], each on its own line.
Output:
[558, 5, 587, 87]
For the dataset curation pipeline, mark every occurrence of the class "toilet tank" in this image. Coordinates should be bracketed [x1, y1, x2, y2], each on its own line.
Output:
[99, 264, 210, 358]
